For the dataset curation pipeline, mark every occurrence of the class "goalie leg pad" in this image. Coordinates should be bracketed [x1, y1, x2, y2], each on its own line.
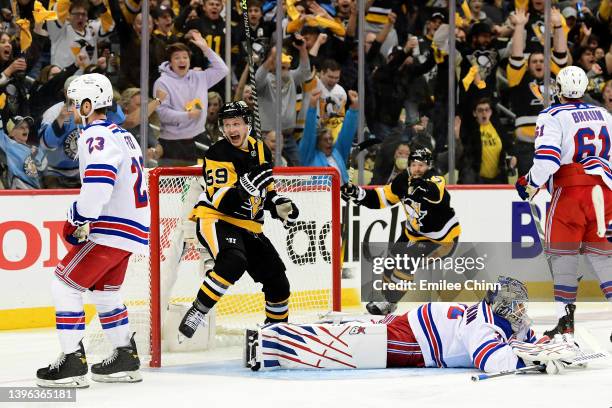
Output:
[257, 322, 388, 370]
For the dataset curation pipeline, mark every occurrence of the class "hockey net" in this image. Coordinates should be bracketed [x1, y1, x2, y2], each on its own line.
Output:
[85, 166, 341, 367]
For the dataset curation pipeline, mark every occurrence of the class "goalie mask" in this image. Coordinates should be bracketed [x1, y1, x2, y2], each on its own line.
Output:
[485, 276, 530, 332]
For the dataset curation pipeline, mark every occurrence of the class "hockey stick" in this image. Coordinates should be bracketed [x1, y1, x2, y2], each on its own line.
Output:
[471, 364, 545, 382]
[340, 138, 382, 266]
[471, 350, 610, 382]
[528, 199, 555, 277]
[239, 0, 262, 140]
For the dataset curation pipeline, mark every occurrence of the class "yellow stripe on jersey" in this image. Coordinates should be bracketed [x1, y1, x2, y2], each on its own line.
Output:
[383, 184, 400, 205]
[204, 159, 237, 199]
[198, 218, 219, 257]
[422, 176, 445, 204]
[192, 206, 264, 233]
[404, 224, 461, 243]
[365, 7, 391, 24]
[507, 58, 528, 88]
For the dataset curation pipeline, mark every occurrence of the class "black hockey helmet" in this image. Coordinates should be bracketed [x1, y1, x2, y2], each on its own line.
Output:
[218, 101, 253, 128]
[409, 147, 433, 166]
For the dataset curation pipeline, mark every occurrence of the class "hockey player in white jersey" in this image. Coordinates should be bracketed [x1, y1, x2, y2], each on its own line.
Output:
[36, 74, 150, 388]
[245, 277, 577, 374]
[515, 66, 612, 337]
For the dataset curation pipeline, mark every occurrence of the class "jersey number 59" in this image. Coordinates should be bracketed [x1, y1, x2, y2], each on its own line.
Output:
[205, 168, 229, 186]
[573, 126, 610, 161]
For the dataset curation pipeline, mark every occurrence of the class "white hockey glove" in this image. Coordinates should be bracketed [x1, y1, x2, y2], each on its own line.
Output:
[269, 195, 299, 228]
[240, 163, 274, 197]
[511, 336, 577, 374]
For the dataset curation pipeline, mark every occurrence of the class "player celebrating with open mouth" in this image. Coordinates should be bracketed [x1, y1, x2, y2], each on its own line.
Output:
[341, 147, 461, 314]
[178, 101, 300, 340]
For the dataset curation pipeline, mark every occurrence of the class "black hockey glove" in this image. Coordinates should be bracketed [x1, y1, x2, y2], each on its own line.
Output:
[240, 163, 273, 197]
[268, 194, 300, 228]
[340, 183, 365, 202]
[407, 177, 429, 200]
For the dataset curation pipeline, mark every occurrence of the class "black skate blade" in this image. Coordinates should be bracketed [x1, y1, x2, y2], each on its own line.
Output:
[36, 375, 89, 388]
[91, 370, 142, 383]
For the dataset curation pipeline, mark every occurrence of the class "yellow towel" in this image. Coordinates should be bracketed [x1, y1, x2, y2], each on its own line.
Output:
[33, 1, 57, 24]
[16, 19, 32, 51]
[0, 93, 5, 109]
[185, 98, 203, 111]
[99, 0, 114, 32]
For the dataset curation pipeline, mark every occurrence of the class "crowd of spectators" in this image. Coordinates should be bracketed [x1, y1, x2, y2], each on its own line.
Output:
[0, 0, 610, 189]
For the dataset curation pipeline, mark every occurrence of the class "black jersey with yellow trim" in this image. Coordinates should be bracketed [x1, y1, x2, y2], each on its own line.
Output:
[190, 136, 273, 233]
[359, 170, 460, 242]
[507, 52, 567, 142]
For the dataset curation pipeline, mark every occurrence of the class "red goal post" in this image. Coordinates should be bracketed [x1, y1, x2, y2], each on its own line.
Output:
[147, 166, 342, 367]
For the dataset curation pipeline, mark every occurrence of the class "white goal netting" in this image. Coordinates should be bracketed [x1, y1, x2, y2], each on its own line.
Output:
[85, 167, 341, 366]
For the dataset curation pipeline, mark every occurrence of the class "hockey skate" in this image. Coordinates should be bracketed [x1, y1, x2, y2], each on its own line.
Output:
[366, 301, 398, 316]
[91, 333, 142, 383]
[244, 329, 261, 371]
[178, 301, 207, 341]
[36, 341, 89, 388]
[544, 304, 576, 338]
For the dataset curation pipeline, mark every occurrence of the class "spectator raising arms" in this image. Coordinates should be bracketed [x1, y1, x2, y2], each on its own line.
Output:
[153, 32, 228, 166]
[255, 39, 310, 166]
[299, 89, 358, 183]
[507, 7, 568, 176]
[47, 0, 113, 69]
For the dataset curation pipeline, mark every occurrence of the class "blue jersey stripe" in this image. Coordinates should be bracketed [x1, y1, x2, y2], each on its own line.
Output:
[90, 228, 149, 245]
[97, 215, 150, 232]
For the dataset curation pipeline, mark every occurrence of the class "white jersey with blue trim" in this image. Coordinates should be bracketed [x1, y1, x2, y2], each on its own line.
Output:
[407, 302, 536, 372]
[528, 102, 612, 190]
[74, 120, 150, 254]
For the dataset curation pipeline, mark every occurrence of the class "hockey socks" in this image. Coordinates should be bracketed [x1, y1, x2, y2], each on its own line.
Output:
[197, 270, 232, 310]
[51, 276, 86, 354]
[264, 298, 289, 323]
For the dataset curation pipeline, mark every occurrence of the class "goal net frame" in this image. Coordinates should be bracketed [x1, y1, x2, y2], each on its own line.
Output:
[147, 166, 342, 367]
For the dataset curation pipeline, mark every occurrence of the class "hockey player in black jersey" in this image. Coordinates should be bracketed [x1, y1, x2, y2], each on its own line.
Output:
[178, 101, 299, 339]
[341, 148, 461, 314]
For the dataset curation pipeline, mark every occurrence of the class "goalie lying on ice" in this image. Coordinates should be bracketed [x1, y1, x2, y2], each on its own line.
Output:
[245, 277, 577, 374]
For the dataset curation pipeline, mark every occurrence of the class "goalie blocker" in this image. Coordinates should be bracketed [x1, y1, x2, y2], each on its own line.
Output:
[245, 277, 578, 374]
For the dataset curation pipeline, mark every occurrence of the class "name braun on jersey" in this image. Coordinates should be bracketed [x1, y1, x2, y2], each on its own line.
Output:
[372, 279, 501, 292]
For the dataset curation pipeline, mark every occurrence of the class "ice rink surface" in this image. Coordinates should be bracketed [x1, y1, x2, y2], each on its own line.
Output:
[1, 303, 611, 408]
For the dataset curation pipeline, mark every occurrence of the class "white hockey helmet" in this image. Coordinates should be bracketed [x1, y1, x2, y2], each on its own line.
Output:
[556, 66, 588, 99]
[66, 73, 114, 119]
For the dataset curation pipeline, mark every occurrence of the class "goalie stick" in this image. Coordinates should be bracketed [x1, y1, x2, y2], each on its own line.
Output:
[470, 349, 610, 382]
